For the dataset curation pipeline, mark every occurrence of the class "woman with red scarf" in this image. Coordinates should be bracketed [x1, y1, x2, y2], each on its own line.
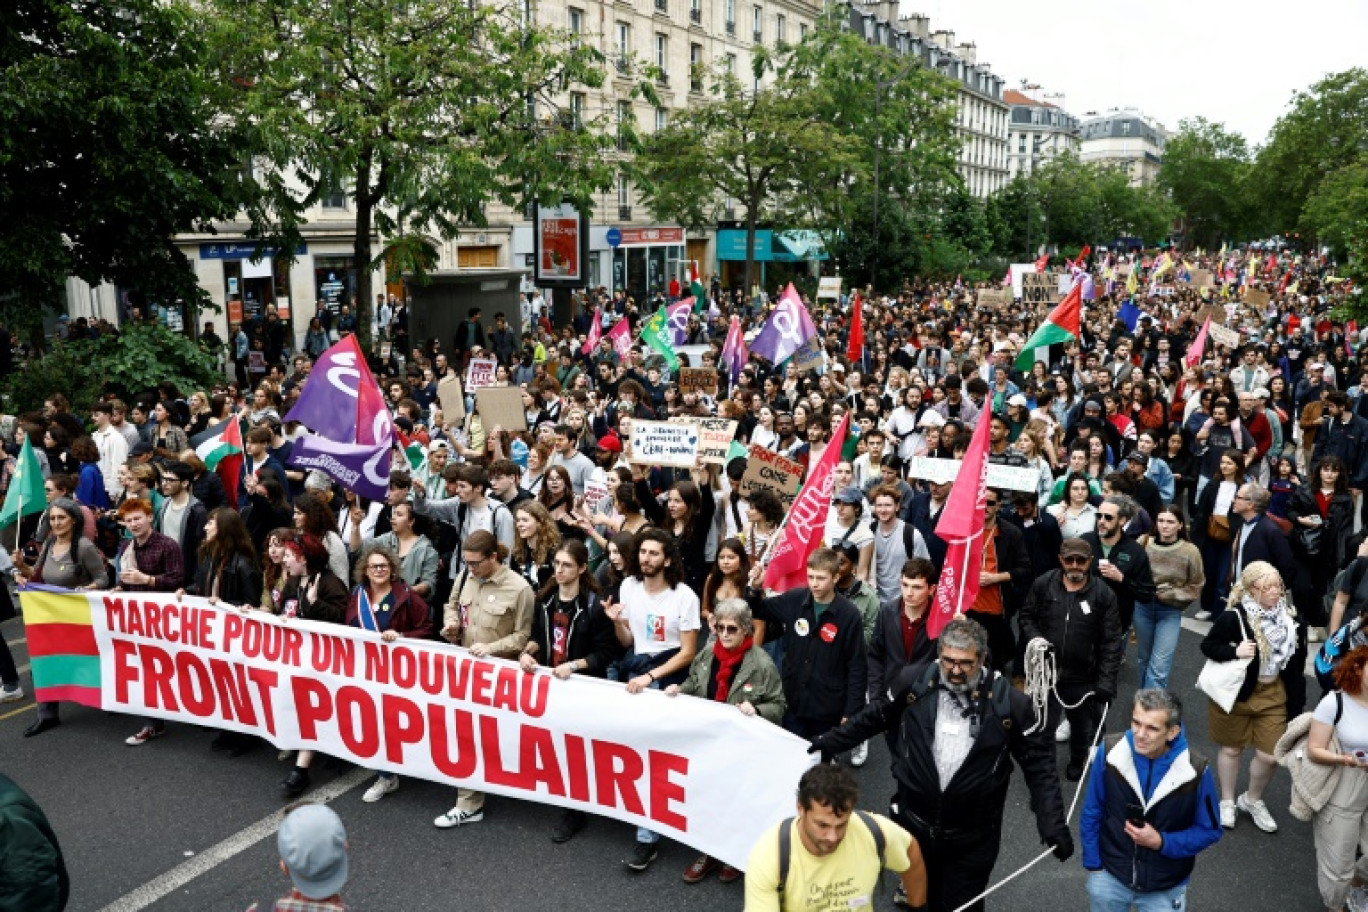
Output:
[665, 598, 786, 885]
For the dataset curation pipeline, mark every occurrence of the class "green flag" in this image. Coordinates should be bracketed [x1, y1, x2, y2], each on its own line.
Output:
[0, 437, 46, 528]
[640, 307, 679, 373]
[689, 263, 706, 313]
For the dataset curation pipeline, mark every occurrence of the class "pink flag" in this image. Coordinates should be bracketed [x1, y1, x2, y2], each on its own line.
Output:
[606, 317, 633, 361]
[928, 412, 992, 639]
[720, 314, 748, 383]
[764, 414, 851, 593]
[1185, 317, 1210, 369]
[581, 307, 603, 356]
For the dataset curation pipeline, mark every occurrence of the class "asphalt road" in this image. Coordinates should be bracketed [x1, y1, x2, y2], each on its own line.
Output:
[0, 610, 1321, 911]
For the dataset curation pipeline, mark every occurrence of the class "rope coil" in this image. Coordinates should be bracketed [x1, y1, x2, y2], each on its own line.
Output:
[1022, 637, 1094, 735]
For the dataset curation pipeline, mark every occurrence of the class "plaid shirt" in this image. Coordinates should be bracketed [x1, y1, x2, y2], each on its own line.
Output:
[245, 891, 347, 912]
[116, 531, 184, 591]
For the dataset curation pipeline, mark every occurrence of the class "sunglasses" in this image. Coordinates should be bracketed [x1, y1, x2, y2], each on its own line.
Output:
[714, 623, 743, 634]
[984, 499, 999, 507]
[1062, 556, 1091, 565]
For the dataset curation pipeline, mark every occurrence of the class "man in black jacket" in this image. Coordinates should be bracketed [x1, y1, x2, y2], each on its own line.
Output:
[756, 548, 867, 739]
[866, 558, 937, 752]
[1081, 495, 1157, 633]
[1019, 537, 1124, 781]
[811, 617, 1073, 912]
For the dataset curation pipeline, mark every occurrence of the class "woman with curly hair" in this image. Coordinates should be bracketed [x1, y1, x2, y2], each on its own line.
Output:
[292, 490, 348, 581]
[511, 500, 562, 592]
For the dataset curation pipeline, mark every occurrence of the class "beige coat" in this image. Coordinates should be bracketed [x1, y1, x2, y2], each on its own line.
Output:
[1276, 708, 1344, 822]
[444, 563, 534, 659]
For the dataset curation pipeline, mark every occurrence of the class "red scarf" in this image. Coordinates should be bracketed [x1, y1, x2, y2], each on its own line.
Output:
[712, 635, 753, 703]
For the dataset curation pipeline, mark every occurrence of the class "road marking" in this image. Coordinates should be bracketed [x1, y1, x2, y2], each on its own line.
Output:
[0, 703, 36, 721]
[97, 766, 370, 912]
[5, 637, 25, 646]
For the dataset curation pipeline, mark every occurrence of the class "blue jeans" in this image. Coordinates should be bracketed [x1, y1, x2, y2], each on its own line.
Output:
[1133, 601, 1182, 690]
[1087, 870, 1186, 912]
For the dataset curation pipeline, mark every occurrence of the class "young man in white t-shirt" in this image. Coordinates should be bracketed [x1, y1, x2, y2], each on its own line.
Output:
[606, 528, 700, 874]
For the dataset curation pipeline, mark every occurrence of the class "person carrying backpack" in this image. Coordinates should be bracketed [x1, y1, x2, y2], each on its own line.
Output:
[744, 763, 927, 911]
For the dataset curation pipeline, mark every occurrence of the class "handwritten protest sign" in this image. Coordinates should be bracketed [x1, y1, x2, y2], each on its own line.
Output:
[678, 367, 718, 397]
[1208, 322, 1241, 350]
[739, 444, 804, 507]
[583, 477, 610, 515]
[817, 277, 843, 301]
[1021, 273, 1059, 306]
[628, 420, 699, 467]
[475, 386, 526, 432]
[23, 589, 814, 869]
[977, 288, 1013, 308]
[1194, 304, 1226, 326]
[465, 357, 497, 389]
[1183, 268, 1215, 288]
[671, 417, 737, 465]
[906, 457, 1039, 493]
[789, 337, 825, 375]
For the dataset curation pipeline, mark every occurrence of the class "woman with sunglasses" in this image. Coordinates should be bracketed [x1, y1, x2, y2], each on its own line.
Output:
[348, 544, 432, 804]
[665, 598, 785, 885]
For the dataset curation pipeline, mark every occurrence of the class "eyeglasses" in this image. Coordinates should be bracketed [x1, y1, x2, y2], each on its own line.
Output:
[366, 564, 390, 573]
[1098, 512, 1119, 521]
[939, 657, 978, 670]
[1062, 556, 1091, 565]
[714, 623, 743, 634]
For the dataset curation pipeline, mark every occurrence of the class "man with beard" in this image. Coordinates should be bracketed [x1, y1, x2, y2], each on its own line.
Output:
[810, 617, 1071, 912]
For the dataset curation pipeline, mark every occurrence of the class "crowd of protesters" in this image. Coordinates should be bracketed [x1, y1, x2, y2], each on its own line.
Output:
[8, 247, 1368, 911]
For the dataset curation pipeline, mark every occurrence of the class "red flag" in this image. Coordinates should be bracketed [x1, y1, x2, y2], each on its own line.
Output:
[605, 316, 632, 360]
[1034, 253, 1050, 273]
[1078, 245, 1091, 263]
[1278, 270, 1293, 295]
[1185, 317, 1210, 369]
[845, 295, 864, 365]
[1347, 320, 1357, 356]
[1264, 255, 1277, 275]
[764, 414, 851, 592]
[928, 412, 992, 638]
[581, 307, 603, 356]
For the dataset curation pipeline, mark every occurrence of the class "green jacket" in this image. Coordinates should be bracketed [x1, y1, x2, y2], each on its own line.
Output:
[679, 643, 787, 724]
[840, 579, 880, 644]
[0, 774, 68, 912]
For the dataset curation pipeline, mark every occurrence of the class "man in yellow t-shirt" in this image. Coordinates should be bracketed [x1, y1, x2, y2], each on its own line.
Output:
[745, 764, 927, 911]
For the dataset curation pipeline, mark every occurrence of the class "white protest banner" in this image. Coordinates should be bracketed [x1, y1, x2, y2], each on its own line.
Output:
[465, 357, 498, 390]
[740, 444, 805, 507]
[670, 417, 737, 465]
[817, 276, 843, 301]
[23, 589, 814, 869]
[1208, 322, 1241, 350]
[628, 419, 699, 467]
[906, 456, 1040, 493]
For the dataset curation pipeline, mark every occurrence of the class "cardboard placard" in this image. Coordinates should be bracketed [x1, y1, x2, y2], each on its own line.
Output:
[1021, 273, 1059, 306]
[739, 444, 804, 508]
[670, 417, 737, 465]
[437, 373, 466, 426]
[906, 457, 1039, 492]
[817, 277, 843, 300]
[1182, 269, 1214, 288]
[1194, 304, 1226, 326]
[1208, 322, 1241, 350]
[789, 336, 825, 375]
[1245, 289, 1271, 311]
[465, 357, 498, 390]
[977, 288, 1013, 308]
[474, 386, 526, 432]
[678, 367, 718, 397]
[628, 420, 699, 467]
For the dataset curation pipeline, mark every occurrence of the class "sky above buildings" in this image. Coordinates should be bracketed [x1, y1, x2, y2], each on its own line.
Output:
[916, 0, 1368, 145]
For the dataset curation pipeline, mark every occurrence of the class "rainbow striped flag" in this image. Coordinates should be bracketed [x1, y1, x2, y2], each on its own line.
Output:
[23, 587, 102, 708]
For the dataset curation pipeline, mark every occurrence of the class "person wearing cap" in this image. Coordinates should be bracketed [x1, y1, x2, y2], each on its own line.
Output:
[1122, 452, 1164, 530]
[1296, 361, 1330, 413]
[250, 803, 349, 911]
[1020, 537, 1124, 781]
[415, 439, 453, 501]
[825, 486, 874, 585]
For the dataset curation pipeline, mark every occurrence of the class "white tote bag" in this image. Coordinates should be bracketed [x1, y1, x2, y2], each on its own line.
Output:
[1197, 609, 1253, 714]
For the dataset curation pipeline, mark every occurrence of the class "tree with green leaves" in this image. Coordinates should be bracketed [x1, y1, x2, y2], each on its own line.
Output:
[208, 0, 620, 344]
[1255, 69, 1368, 241]
[1158, 118, 1253, 249]
[0, 0, 256, 341]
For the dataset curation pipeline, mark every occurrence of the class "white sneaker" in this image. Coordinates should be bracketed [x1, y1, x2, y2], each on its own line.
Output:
[1346, 884, 1368, 912]
[1237, 792, 1278, 832]
[1219, 799, 1236, 829]
[1309, 626, 1327, 643]
[363, 776, 399, 803]
[1056, 719, 1072, 743]
[1193, 610, 1212, 621]
[433, 806, 484, 829]
[850, 742, 869, 768]
[0, 684, 23, 703]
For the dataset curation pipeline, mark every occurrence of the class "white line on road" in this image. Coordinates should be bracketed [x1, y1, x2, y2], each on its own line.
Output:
[97, 766, 370, 912]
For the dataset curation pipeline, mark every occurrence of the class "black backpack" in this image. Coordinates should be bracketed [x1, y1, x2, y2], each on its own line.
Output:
[777, 809, 886, 906]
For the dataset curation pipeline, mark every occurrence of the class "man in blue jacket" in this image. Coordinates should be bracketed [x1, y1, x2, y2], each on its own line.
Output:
[1080, 688, 1221, 912]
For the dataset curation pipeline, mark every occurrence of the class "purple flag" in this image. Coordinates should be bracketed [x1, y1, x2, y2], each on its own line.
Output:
[287, 437, 393, 502]
[667, 298, 694, 345]
[720, 315, 747, 383]
[285, 334, 394, 446]
[749, 283, 817, 367]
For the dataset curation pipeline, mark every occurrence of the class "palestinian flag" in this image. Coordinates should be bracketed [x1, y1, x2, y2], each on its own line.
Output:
[192, 417, 245, 508]
[689, 261, 706, 312]
[1015, 283, 1081, 371]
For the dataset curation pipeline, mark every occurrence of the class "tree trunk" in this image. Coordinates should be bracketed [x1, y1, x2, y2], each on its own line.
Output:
[744, 204, 758, 305]
[353, 149, 375, 351]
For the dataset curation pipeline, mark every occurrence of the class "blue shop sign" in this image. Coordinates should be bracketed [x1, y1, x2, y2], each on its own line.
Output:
[199, 242, 307, 260]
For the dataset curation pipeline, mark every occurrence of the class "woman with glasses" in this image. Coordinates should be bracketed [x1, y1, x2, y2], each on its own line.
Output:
[1200, 561, 1299, 834]
[666, 598, 785, 885]
[348, 544, 432, 804]
[1289, 456, 1356, 642]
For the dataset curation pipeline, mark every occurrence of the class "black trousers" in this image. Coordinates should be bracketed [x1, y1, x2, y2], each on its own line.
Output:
[0, 633, 17, 688]
[1047, 679, 1105, 768]
[900, 812, 1002, 912]
[966, 611, 1016, 677]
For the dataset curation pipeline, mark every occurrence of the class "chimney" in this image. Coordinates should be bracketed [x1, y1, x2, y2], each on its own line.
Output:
[930, 29, 954, 49]
[899, 13, 929, 38]
[954, 41, 976, 64]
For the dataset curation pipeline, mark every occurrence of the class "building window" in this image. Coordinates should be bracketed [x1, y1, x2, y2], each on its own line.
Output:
[690, 43, 704, 91]
[1122, 121, 1131, 136]
[616, 100, 632, 150]
[617, 172, 631, 211]
[690, 0, 701, 22]
[616, 22, 630, 70]
[569, 92, 585, 129]
[775, 13, 785, 43]
[799, 22, 807, 41]
[1018, 134, 1026, 153]
[656, 33, 668, 70]
[752, 4, 762, 41]
[320, 179, 346, 210]
[723, 0, 735, 31]
[656, 107, 668, 131]
[725, 52, 736, 75]
[568, 7, 582, 35]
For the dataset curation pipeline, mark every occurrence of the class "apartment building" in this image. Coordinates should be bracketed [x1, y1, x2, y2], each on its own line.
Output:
[1005, 89, 1080, 180]
[1079, 109, 1168, 187]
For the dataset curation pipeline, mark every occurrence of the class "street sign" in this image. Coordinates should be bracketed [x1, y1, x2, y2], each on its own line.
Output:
[606, 227, 622, 248]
